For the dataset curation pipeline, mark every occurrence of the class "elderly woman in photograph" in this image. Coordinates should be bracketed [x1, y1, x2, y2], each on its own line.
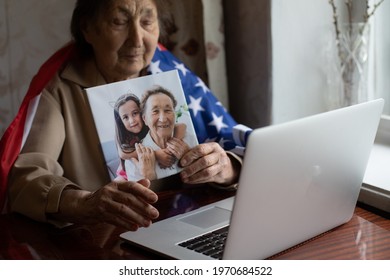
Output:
[2, 0, 248, 231]
[125, 86, 197, 181]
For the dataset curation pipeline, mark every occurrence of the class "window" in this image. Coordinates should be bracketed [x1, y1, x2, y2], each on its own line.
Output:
[371, 0, 390, 115]
[360, 1, 390, 214]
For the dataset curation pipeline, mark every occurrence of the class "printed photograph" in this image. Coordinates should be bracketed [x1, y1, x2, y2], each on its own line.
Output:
[86, 70, 198, 181]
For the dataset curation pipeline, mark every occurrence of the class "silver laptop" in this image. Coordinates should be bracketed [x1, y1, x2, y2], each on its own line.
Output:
[120, 99, 384, 260]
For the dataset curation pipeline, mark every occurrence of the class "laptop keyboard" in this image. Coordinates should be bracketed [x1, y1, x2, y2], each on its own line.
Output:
[178, 226, 229, 259]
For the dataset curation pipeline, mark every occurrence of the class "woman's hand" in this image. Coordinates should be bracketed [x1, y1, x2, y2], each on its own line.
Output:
[155, 149, 176, 168]
[131, 143, 157, 180]
[57, 179, 159, 231]
[166, 137, 190, 161]
[179, 143, 240, 185]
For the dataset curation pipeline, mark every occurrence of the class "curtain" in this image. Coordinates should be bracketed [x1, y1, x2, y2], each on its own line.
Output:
[201, 0, 229, 109]
[0, 0, 75, 137]
[167, 0, 272, 129]
[223, 0, 272, 128]
[165, 0, 228, 109]
[164, 0, 208, 86]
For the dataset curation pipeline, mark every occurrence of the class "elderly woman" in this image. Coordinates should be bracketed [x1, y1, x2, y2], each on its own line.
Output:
[3, 0, 248, 231]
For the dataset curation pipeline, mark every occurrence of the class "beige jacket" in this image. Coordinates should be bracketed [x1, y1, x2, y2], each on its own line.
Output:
[9, 58, 119, 222]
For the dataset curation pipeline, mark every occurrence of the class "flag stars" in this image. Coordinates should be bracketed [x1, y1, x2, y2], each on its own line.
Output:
[173, 61, 189, 77]
[216, 101, 227, 112]
[149, 60, 162, 74]
[208, 112, 228, 133]
[218, 137, 229, 148]
[204, 136, 218, 143]
[188, 96, 205, 117]
[195, 78, 209, 94]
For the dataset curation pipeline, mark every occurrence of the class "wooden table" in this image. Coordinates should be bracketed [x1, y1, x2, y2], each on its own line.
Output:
[1, 184, 389, 260]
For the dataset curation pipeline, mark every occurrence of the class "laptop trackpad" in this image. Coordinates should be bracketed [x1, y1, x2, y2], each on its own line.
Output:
[178, 207, 231, 229]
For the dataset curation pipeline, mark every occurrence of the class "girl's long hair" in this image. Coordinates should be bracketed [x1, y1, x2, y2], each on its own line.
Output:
[114, 93, 149, 153]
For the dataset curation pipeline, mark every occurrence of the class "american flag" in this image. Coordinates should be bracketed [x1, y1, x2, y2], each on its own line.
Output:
[0, 43, 252, 212]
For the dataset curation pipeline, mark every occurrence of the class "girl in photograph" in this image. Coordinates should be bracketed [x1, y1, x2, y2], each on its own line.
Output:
[114, 92, 187, 180]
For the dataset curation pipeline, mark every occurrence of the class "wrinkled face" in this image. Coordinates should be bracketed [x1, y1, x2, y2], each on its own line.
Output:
[119, 100, 143, 133]
[143, 93, 175, 143]
[83, 0, 159, 82]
